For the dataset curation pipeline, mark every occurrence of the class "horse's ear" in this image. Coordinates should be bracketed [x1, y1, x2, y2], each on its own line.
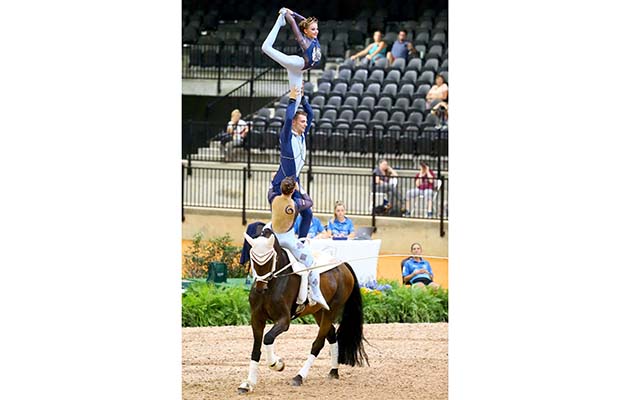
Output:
[244, 232, 255, 246]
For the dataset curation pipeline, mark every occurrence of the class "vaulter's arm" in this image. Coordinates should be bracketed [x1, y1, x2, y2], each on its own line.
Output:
[280, 86, 300, 144]
[301, 95, 313, 136]
[283, 8, 308, 50]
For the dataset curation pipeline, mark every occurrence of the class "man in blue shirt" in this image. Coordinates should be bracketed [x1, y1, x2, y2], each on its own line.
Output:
[402, 242, 440, 288]
[293, 214, 325, 239]
[386, 30, 418, 64]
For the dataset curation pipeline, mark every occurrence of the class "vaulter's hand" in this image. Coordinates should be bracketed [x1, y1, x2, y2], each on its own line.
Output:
[289, 85, 299, 100]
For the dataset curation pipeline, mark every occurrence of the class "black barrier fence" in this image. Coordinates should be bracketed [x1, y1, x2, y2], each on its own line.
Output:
[183, 120, 448, 172]
[199, 67, 294, 117]
[182, 165, 448, 235]
[183, 44, 315, 89]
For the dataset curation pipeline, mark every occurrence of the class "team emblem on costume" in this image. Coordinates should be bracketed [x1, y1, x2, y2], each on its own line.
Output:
[285, 205, 295, 215]
[312, 46, 321, 63]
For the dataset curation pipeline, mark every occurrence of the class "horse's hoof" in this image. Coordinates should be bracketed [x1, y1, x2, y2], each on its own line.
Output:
[291, 374, 303, 386]
[269, 358, 285, 372]
[328, 368, 339, 379]
[237, 381, 253, 394]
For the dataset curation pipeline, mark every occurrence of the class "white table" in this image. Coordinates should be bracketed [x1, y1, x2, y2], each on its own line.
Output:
[309, 239, 382, 284]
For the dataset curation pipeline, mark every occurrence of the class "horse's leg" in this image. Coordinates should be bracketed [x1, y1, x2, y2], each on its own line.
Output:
[238, 314, 266, 394]
[263, 316, 290, 372]
[292, 311, 332, 386]
[326, 324, 340, 379]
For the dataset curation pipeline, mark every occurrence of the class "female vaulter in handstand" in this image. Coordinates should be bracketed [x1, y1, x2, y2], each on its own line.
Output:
[261, 7, 321, 111]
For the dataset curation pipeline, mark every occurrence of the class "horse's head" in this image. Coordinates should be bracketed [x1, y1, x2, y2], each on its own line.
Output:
[244, 229, 278, 293]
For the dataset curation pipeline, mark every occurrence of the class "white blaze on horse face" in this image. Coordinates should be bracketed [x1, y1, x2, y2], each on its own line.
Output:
[268, 234, 275, 247]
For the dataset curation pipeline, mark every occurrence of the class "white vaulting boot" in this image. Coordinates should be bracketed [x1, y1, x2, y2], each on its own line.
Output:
[308, 270, 330, 310]
[277, 8, 287, 26]
[292, 262, 309, 305]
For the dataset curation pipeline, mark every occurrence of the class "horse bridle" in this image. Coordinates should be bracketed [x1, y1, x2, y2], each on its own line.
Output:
[249, 236, 310, 284]
[249, 246, 278, 283]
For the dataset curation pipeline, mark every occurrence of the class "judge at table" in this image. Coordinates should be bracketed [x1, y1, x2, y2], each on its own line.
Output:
[293, 214, 326, 239]
[326, 201, 356, 239]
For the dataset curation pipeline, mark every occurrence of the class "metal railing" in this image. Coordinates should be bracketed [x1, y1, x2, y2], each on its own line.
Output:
[182, 164, 448, 235]
[202, 68, 291, 117]
[183, 120, 448, 172]
[183, 44, 316, 85]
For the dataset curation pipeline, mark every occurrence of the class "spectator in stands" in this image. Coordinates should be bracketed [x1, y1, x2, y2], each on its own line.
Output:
[373, 159, 404, 214]
[402, 242, 440, 288]
[327, 201, 355, 239]
[425, 74, 448, 110]
[425, 101, 448, 128]
[386, 30, 418, 64]
[293, 214, 326, 239]
[349, 30, 387, 65]
[404, 162, 436, 217]
[220, 109, 249, 161]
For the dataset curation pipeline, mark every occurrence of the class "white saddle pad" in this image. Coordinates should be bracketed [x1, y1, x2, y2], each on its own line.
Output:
[282, 247, 341, 274]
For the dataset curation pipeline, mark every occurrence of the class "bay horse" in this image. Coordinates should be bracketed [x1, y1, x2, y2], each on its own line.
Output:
[238, 228, 368, 394]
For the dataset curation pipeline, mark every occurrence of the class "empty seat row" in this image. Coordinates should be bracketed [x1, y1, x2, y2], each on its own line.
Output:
[245, 127, 448, 156]
[305, 81, 442, 104]
[319, 68, 447, 90]
[340, 57, 448, 80]
[256, 107, 426, 129]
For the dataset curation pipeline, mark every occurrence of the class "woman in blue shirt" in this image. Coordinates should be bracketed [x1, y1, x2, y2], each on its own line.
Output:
[402, 243, 440, 288]
[350, 31, 387, 64]
[327, 201, 355, 239]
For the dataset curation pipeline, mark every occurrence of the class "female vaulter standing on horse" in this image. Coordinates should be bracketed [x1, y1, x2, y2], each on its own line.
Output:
[262, 7, 321, 112]
[238, 179, 368, 392]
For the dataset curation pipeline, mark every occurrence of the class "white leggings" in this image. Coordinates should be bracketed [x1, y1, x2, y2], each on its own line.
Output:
[264, 223, 314, 268]
[262, 12, 304, 110]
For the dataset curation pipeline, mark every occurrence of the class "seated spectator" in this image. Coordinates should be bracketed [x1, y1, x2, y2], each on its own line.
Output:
[402, 242, 440, 288]
[425, 74, 448, 110]
[386, 30, 418, 64]
[326, 201, 355, 239]
[425, 101, 448, 128]
[404, 162, 436, 217]
[349, 31, 387, 65]
[220, 109, 249, 161]
[293, 214, 326, 239]
[373, 159, 405, 215]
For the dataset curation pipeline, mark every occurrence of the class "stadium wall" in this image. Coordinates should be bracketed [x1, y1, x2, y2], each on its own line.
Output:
[182, 207, 448, 287]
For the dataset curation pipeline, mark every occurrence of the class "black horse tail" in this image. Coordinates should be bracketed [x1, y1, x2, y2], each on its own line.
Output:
[337, 263, 369, 367]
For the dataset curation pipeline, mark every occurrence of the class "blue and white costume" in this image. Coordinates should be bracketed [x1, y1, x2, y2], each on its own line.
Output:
[261, 8, 320, 112]
[267, 96, 314, 239]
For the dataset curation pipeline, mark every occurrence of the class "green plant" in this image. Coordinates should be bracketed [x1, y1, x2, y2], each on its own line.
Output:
[182, 233, 211, 279]
[182, 232, 247, 279]
[181, 279, 448, 327]
[182, 282, 251, 327]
